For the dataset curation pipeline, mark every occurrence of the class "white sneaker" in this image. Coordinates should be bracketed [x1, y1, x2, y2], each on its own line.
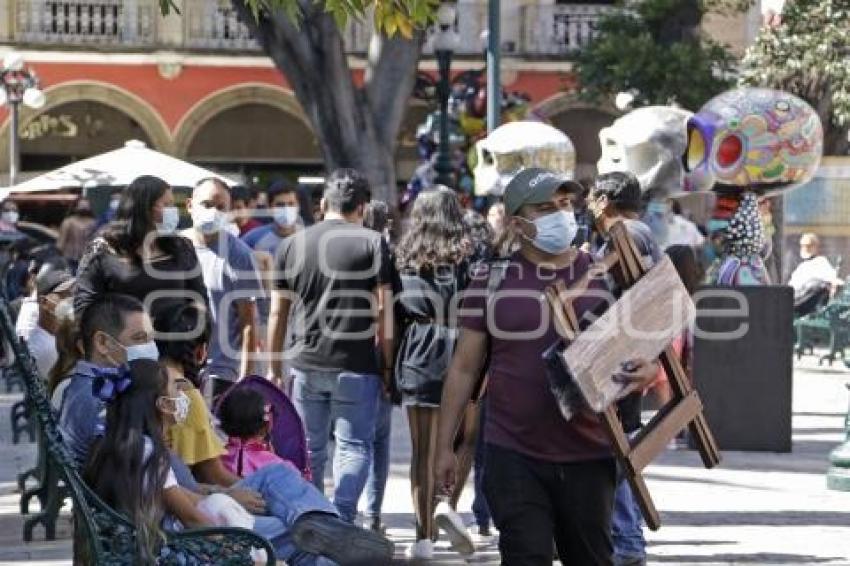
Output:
[434, 501, 475, 557]
[405, 539, 434, 560]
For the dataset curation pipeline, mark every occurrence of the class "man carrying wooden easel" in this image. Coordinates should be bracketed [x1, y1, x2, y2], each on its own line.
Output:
[435, 168, 660, 565]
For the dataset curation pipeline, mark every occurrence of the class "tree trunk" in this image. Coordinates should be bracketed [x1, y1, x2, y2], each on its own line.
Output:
[232, 0, 424, 205]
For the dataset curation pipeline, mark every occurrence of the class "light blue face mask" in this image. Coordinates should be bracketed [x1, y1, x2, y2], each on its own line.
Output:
[103, 333, 160, 367]
[519, 210, 579, 255]
[157, 206, 180, 234]
[273, 206, 299, 227]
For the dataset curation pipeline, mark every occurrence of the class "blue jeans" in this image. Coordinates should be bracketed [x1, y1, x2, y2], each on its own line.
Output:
[471, 399, 491, 529]
[291, 368, 381, 522]
[237, 463, 340, 565]
[170, 457, 338, 565]
[612, 478, 646, 560]
[365, 395, 392, 519]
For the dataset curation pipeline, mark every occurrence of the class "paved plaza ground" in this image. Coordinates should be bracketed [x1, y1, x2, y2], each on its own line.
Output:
[0, 355, 848, 565]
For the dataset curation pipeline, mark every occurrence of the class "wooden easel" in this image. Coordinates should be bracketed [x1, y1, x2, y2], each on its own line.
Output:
[544, 222, 721, 530]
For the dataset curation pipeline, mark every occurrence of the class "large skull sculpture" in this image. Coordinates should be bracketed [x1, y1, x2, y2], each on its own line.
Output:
[473, 121, 575, 197]
[597, 106, 694, 197]
[684, 87, 823, 195]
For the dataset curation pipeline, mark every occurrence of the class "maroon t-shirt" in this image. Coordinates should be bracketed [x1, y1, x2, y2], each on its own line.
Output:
[460, 251, 611, 463]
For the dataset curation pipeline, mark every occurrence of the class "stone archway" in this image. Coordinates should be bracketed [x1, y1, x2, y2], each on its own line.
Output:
[0, 80, 172, 171]
[173, 83, 316, 161]
[533, 93, 618, 179]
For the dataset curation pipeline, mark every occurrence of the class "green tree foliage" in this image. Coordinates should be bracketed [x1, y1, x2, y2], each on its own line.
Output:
[739, 0, 850, 155]
[575, 0, 737, 111]
[159, 0, 437, 37]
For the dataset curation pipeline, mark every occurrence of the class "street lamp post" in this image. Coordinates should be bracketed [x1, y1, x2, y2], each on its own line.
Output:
[0, 52, 46, 187]
[433, 2, 458, 188]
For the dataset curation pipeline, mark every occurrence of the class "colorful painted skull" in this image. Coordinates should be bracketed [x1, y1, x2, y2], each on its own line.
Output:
[473, 121, 575, 197]
[684, 87, 823, 195]
[597, 106, 693, 196]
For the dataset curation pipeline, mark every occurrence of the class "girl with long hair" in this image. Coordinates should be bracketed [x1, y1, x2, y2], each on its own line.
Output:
[83, 359, 211, 563]
[394, 186, 475, 559]
[151, 301, 242, 488]
[74, 175, 208, 322]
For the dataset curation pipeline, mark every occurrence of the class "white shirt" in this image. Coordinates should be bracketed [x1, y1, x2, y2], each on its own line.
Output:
[143, 437, 178, 490]
[666, 215, 705, 249]
[789, 256, 839, 293]
[22, 324, 57, 381]
[15, 296, 39, 338]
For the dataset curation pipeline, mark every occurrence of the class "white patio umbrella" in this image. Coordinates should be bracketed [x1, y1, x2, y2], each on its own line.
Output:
[0, 140, 237, 199]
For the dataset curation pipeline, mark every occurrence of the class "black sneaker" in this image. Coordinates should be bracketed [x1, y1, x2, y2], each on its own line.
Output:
[368, 516, 386, 534]
[292, 512, 395, 565]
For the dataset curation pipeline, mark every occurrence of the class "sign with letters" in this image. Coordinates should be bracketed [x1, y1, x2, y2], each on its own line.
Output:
[19, 114, 79, 141]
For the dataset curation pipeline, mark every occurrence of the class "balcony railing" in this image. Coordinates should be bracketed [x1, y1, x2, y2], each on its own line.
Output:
[184, 0, 260, 51]
[13, 0, 156, 47]
[6, 1, 620, 57]
[520, 4, 617, 57]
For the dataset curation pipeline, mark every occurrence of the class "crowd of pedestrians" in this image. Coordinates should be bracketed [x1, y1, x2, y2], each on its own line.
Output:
[1, 160, 813, 566]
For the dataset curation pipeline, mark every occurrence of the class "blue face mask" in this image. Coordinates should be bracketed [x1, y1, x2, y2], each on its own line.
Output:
[519, 210, 579, 256]
[273, 206, 299, 227]
[157, 206, 180, 234]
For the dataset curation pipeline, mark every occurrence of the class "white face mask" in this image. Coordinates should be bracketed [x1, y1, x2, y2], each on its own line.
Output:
[273, 206, 299, 227]
[518, 210, 579, 256]
[2, 211, 19, 224]
[53, 297, 74, 321]
[157, 206, 180, 234]
[126, 341, 160, 362]
[161, 391, 191, 425]
[191, 205, 224, 235]
[225, 222, 240, 237]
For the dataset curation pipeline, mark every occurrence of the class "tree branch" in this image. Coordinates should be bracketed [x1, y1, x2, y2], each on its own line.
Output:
[364, 31, 425, 150]
[232, 0, 364, 167]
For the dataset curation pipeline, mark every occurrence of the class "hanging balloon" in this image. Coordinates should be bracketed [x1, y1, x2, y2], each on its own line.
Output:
[684, 87, 823, 195]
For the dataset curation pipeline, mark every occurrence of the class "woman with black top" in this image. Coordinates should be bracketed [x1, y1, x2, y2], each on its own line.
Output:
[395, 186, 474, 560]
[74, 175, 208, 321]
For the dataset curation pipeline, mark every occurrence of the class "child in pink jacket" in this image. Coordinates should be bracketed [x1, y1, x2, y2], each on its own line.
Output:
[219, 387, 299, 478]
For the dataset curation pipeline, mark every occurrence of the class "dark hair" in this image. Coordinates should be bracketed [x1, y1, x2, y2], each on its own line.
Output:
[230, 185, 254, 205]
[267, 179, 298, 203]
[396, 186, 470, 271]
[593, 171, 642, 214]
[83, 359, 170, 562]
[666, 245, 701, 295]
[48, 317, 81, 395]
[153, 301, 211, 389]
[363, 200, 390, 233]
[463, 209, 494, 261]
[102, 175, 187, 263]
[80, 293, 146, 359]
[323, 169, 371, 214]
[669, 199, 683, 216]
[219, 388, 267, 440]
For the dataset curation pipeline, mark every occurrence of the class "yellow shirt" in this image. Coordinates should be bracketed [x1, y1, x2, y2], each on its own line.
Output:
[167, 386, 225, 466]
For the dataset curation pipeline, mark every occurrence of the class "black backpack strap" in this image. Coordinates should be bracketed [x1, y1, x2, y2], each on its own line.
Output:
[472, 257, 510, 401]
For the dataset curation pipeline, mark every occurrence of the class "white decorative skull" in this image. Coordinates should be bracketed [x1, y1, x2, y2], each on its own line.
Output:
[473, 121, 576, 197]
[597, 106, 693, 197]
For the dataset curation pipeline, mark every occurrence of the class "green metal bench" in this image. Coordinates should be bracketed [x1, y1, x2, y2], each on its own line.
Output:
[0, 299, 276, 565]
[794, 301, 850, 365]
